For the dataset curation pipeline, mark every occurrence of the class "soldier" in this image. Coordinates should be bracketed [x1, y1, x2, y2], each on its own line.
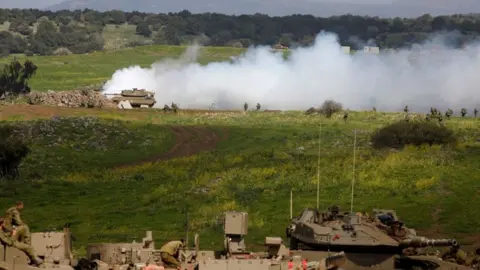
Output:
[0, 216, 43, 266]
[4, 201, 30, 245]
[326, 205, 340, 220]
[467, 247, 480, 267]
[159, 239, 184, 269]
[439, 244, 469, 265]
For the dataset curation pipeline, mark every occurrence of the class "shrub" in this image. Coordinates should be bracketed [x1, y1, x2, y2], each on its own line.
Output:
[371, 121, 457, 149]
[0, 124, 30, 179]
[319, 100, 343, 118]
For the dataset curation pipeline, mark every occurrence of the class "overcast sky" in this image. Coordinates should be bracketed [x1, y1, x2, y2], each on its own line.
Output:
[0, 0, 60, 8]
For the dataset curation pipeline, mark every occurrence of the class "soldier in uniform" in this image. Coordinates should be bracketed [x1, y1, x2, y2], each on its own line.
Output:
[159, 239, 184, 269]
[326, 205, 340, 220]
[468, 248, 480, 269]
[439, 244, 469, 265]
[0, 216, 43, 266]
[4, 201, 30, 245]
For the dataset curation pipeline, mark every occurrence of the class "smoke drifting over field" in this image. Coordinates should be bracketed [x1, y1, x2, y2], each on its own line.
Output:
[102, 32, 480, 112]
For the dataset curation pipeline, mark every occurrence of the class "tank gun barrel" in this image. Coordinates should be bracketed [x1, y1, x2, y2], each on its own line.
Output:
[399, 237, 457, 248]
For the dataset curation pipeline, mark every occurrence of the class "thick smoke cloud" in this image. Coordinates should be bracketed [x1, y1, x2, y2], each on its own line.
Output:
[102, 31, 480, 112]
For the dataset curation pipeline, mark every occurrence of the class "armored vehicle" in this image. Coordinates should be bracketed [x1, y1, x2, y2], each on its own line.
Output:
[80, 211, 346, 270]
[0, 225, 76, 270]
[105, 88, 156, 108]
[285, 206, 473, 269]
[0, 211, 346, 270]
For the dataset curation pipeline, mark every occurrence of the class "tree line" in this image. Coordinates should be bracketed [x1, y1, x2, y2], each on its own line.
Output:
[1, 8, 480, 56]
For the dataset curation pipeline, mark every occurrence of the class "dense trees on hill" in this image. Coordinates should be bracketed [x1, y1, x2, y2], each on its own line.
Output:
[1, 8, 480, 56]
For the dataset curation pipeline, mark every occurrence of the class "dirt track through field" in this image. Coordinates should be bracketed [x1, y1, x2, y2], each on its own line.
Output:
[0, 105, 229, 167]
[115, 125, 228, 168]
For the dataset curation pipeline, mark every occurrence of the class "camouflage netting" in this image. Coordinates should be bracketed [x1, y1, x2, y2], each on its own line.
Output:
[27, 90, 116, 108]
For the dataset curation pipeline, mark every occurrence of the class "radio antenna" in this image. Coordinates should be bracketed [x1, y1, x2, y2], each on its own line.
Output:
[316, 123, 322, 209]
[290, 189, 293, 220]
[350, 130, 357, 214]
[184, 209, 189, 248]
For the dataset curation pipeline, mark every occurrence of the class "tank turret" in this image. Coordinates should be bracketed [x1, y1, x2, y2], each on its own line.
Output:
[119, 88, 151, 97]
[286, 206, 471, 269]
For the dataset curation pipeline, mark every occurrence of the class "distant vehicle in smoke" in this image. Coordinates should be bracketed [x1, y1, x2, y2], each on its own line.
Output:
[104, 88, 156, 108]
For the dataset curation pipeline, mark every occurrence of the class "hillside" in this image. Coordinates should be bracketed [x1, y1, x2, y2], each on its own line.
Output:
[1, 8, 480, 58]
[0, 45, 245, 91]
[0, 104, 479, 255]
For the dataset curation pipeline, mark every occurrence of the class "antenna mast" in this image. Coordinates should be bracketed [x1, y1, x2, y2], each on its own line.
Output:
[316, 123, 322, 209]
[290, 189, 293, 219]
[350, 130, 357, 214]
[185, 209, 189, 248]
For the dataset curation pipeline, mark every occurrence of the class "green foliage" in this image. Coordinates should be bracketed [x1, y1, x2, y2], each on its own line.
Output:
[0, 58, 37, 96]
[0, 124, 30, 179]
[1, 8, 480, 56]
[371, 121, 457, 149]
[8, 20, 32, 35]
[2, 116, 174, 178]
[0, 109, 479, 252]
[136, 22, 151, 37]
[0, 45, 245, 91]
[109, 10, 126, 24]
[319, 100, 343, 118]
[0, 31, 28, 56]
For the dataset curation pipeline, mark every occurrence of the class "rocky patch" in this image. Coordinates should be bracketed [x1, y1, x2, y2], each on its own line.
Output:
[27, 90, 115, 108]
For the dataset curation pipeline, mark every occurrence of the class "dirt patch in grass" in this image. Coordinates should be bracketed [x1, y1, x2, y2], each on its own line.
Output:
[115, 125, 228, 167]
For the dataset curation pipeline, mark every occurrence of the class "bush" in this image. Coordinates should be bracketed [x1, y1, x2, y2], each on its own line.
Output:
[371, 121, 457, 149]
[319, 100, 343, 118]
[0, 124, 30, 179]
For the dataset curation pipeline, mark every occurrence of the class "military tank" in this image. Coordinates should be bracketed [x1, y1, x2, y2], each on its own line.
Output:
[105, 88, 156, 108]
[1, 211, 346, 270]
[285, 206, 473, 269]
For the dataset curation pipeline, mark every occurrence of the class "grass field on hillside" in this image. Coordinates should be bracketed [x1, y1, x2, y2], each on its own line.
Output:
[102, 24, 154, 50]
[0, 104, 479, 255]
[0, 45, 246, 91]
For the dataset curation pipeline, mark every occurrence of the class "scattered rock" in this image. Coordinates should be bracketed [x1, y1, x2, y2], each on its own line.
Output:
[27, 90, 116, 108]
[118, 100, 132, 109]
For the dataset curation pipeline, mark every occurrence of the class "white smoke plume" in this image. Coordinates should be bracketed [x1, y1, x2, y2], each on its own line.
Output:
[102, 31, 480, 112]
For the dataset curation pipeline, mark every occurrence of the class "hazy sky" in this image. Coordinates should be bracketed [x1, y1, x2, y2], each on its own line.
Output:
[0, 0, 62, 8]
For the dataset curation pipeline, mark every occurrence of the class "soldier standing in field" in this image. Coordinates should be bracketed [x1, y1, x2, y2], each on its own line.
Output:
[4, 201, 31, 245]
[0, 216, 43, 266]
[159, 239, 184, 269]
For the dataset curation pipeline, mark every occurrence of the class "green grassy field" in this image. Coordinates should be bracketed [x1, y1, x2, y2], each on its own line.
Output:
[0, 104, 479, 256]
[0, 44, 246, 91]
